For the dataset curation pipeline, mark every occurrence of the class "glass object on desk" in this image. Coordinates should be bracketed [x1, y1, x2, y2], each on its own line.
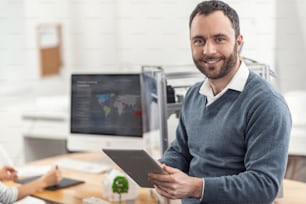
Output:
[112, 175, 129, 204]
[102, 169, 139, 202]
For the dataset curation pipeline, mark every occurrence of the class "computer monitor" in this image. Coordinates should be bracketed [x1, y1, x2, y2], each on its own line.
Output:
[67, 73, 144, 151]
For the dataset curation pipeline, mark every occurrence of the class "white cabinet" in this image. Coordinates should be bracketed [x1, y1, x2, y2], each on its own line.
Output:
[22, 111, 69, 162]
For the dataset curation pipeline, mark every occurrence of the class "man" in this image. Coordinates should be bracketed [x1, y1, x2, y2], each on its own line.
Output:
[148, 1, 291, 203]
[0, 165, 61, 203]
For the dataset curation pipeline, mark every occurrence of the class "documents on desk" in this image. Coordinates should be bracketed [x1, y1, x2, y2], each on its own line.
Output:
[18, 158, 111, 176]
[15, 196, 47, 204]
[54, 158, 112, 174]
[17, 165, 52, 177]
[83, 197, 110, 204]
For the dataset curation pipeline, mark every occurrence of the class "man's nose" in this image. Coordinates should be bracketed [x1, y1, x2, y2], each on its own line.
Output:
[203, 41, 216, 55]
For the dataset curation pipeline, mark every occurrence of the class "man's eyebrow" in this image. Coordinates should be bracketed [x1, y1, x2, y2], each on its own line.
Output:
[191, 33, 228, 40]
[191, 35, 205, 40]
[213, 33, 228, 38]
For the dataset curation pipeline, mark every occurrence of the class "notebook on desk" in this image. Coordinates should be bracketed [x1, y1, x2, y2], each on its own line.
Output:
[17, 176, 84, 190]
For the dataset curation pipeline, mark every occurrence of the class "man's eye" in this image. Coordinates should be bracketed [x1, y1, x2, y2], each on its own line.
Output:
[216, 37, 225, 43]
[193, 39, 204, 45]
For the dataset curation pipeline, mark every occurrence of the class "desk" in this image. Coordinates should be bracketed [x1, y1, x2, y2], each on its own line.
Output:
[274, 179, 306, 204]
[10, 152, 157, 204]
[286, 127, 306, 180]
[6, 152, 306, 204]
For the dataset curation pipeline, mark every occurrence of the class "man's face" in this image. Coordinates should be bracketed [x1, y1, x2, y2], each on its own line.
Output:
[190, 11, 243, 80]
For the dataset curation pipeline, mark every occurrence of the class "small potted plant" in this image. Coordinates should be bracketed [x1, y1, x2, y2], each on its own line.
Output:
[112, 176, 129, 204]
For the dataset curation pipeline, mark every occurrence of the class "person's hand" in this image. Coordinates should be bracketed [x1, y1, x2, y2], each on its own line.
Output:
[148, 164, 203, 200]
[0, 165, 18, 181]
[38, 166, 62, 188]
[17, 166, 62, 199]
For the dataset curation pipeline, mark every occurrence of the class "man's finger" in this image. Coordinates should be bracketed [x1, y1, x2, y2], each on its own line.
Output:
[162, 164, 179, 174]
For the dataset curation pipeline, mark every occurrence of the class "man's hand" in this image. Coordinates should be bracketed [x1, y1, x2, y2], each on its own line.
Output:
[0, 165, 18, 181]
[148, 164, 203, 200]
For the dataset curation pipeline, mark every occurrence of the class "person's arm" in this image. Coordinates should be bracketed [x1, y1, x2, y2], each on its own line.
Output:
[149, 107, 202, 199]
[0, 182, 18, 204]
[17, 166, 61, 200]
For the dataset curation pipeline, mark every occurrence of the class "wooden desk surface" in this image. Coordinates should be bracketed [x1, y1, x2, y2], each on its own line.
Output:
[8, 152, 306, 204]
[13, 152, 158, 204]
[275, 179, 306, 204]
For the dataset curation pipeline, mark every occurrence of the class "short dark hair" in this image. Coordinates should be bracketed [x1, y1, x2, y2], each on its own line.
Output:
[189, 0, 240, 38]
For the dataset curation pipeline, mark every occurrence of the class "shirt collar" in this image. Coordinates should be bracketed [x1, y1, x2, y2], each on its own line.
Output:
[199, 61, 250, 96]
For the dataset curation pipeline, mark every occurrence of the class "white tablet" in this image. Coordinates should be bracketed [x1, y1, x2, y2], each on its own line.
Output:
[102, 149, 163, 188]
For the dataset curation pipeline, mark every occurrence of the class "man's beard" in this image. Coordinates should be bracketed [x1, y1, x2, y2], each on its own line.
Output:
[193, 44, 238, 80]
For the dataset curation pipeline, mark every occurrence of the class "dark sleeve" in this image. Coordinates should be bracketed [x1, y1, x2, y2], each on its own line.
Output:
[159, 105, 192, 173]
[160, 83, 204, 172]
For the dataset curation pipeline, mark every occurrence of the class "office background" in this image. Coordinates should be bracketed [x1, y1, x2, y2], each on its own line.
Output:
[0, 0, 306, 172]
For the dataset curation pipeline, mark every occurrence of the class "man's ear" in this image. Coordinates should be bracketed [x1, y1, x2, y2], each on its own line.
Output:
[237, 34, 244, 54]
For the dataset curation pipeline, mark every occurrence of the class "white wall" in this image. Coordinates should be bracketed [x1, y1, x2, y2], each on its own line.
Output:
[2, 0, 278, 77]
[116, 1, 197, 67]
[0, 0, 25, 83]
[68, 0, 118, 71]
[23, 0, 279, 74]
[1, 0, 306, 164]
[70, 0, 277, 73]
[275, 0, 306, 92]
[24, 0, 72, 79]
[232, 0, 276, 69]
[3, 0, 305, 91]
[0, 0, 26, 165]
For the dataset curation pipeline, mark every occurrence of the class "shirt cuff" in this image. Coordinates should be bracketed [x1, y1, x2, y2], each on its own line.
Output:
[200, 178, 205, 201]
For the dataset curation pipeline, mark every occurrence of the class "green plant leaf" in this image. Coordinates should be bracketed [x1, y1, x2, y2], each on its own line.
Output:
[112, 176, 129, 194]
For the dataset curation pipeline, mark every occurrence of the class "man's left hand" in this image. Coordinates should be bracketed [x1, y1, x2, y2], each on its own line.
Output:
[148, 164, 203, 200]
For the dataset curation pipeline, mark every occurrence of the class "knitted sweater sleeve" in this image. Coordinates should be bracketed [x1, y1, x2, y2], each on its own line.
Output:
[0, 182, 18, 204]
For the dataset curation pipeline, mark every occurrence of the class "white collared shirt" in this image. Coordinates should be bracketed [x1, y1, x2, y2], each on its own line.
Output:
[199, 61, 250, 106]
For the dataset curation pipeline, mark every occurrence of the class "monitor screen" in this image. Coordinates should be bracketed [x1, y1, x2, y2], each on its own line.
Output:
[67, 73, 144, 151]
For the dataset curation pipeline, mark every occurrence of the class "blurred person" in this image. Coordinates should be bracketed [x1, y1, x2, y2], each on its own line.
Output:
[0, 165, 61, 204]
